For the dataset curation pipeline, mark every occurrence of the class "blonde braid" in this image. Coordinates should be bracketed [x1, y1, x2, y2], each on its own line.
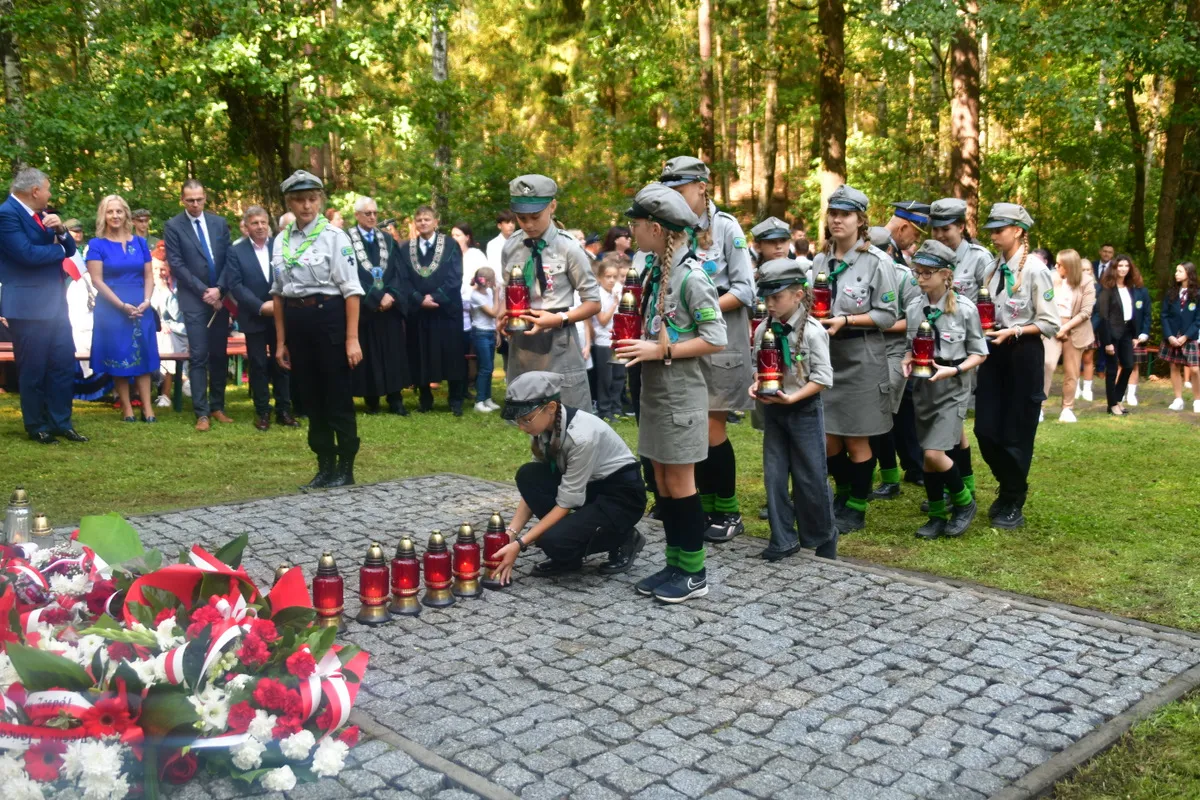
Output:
[697, 190, 714, 250]
[944, 272, 958, 316]
[1011, 230, 1029, 294]
[656, 229, 690, 352]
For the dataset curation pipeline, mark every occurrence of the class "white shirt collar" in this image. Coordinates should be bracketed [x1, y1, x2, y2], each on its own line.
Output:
[187, 210, 205, 222]
[10, 194, 36, 217]
[251, 237, 269, 251]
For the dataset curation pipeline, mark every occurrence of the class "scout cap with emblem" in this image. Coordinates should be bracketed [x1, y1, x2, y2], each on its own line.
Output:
[981, 202, 1034, 230]
[625, 182, 700, 232]
[757, 258, 809, 296]
[509, 174, 557, 213]
[911, 240, 958, 270]
[131, 208, 151, 221]
[658, 156, 711, 187]
[929, 198, 968, 228]
[63, 218, 82, 232]
[502, 370, 563, 421]
[750, 216, 791, 242]
[889, 200, 930, 231]
[827, 184, 869, 213]
[281, 169, 324, 194]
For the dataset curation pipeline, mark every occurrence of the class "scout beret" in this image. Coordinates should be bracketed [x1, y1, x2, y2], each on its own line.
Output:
[509, 174, 558, 213]
[750, 216, 791, 242]
[982, 202, 1034, 231]
[911, 240, 959, 270]
[502, 371, 563, 420]
[658, 156, 711, 187]
[63, 218, 82, 231]
[281, 169, 324, 195]
[585, 233, 601, 246]
[929, 198, 968, 228]
[757, 258, 809, 296]
[868, 226, 892, 249]
[130, 208, 151, 220]
[827, 184, 868, 213]
[625, 182, 700, 232]
[889, 200, 930, 229]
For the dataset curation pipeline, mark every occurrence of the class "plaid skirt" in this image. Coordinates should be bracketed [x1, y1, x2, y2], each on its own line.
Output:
[1133, 340, 1149, 366]
[1085, 339, 1100, 351]
[1158, 339, 1200, 367]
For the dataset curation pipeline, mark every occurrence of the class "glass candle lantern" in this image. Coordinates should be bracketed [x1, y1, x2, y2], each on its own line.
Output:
[811, 272, 832, 319]
[504, 267, 531, 334]
[611, 290, 643, 364]
[355, 542, 392, 625]
[389, 536, 421, 616]
[451, 523, 483, 599]
[976, 286, 995, 331]
[481, 513, 509, 591]
[421, 531, 455, 608]
[312, 552, 346, 632]
[755, 327, 783, 397]
[4, 487, 31, 545]
[911, 320, 936, 379]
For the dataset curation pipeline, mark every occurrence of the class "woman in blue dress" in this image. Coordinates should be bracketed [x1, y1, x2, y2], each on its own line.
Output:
[87, 195, 160, 422]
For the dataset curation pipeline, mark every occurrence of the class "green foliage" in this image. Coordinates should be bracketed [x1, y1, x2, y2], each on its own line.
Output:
[76, 513, 145, 565]
[6, 642, 94, 692]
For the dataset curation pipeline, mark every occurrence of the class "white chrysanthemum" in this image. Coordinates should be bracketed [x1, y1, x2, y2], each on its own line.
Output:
[0, 753, 25, 781]
[231, 737, 266, 770]
[0, 653, 18, 691]
[28, 547, 52, 567]
[247, 709, 277, 742]
[225, 673, 252, 691]
[279, 729, 315, 760]
[261, 765, 297, 792]
[80, 770, 129, 800]
[128, 658, 159, 688]
[74, 634, 106, 667]
[8, 777, 44, 800]
[79, 741, 123, 780]
[311, 737, 349, 777]
[153, 617, 183, 651]
[48, 573, 89, 596]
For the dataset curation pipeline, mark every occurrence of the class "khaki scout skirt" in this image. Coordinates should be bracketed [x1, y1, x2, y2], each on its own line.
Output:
[913, 371, 970, 452]
[638, 357, 709, 464]
[824, 330, 893, 438]
[508, 324, 592, 409]
[700, 304, 755, 412]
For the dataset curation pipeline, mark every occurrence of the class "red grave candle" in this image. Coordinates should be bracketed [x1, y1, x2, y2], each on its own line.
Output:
[452, 523, 483, 598]
[356, 542, 392, 625]
[481, 513, 509, 591]
[812, 272, 832, 319]
[612, 289, 643, 363]
[976, 287, 995, 331]
[389, 536, 421, 616]
[312, 552, 345, 631]
[421, 531, 456, 608]
[755, 327, 784, 397]
[504, 267, 531, 334]
[911, 321, 936, 379]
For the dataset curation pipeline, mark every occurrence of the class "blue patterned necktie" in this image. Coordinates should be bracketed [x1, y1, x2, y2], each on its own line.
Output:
[194, 218, 216, 285]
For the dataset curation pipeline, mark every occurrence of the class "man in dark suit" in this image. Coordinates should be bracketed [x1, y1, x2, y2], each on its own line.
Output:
[163, 178, 234, 431]
[0, 168, 87, 444]
[221, 205, 297, 431]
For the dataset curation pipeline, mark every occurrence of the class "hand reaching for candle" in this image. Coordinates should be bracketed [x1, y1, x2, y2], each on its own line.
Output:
[491, 541, 520, 586]
[928, 364, 958, 383]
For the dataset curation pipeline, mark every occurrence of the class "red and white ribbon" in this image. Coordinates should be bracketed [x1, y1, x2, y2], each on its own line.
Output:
[300, 648, 353, 735]
[163, 645, 188, 686]
[189, 547, 229, 573]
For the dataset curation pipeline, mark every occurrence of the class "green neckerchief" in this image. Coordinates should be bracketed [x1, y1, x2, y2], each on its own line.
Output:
[769, 320, 796, 369]
[828, 257, 851, 293]
[524, 237, 548, 292]
[999, 262, 1016, 295]
[924, 307, 943, 325]
[282, 217, 329, 272]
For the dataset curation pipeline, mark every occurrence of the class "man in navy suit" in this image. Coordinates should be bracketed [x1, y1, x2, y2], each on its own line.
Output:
[221, 205, 296, 431]
[0, 168, 87, 444]
[163, 179, 234, 431]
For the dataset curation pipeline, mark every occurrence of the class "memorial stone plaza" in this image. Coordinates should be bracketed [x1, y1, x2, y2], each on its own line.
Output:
[64, 474, 1200, 800]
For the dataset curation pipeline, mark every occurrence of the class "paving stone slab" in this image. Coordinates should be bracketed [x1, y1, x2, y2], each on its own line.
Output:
[127, 475, 1200, 799]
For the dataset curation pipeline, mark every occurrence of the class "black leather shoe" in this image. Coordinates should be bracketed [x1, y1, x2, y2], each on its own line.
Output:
[57, 429, 88, 443]
[451, 405, 463, 417]
[943, 499, 977, 537]
[389, 404, 409, 416]
[301, 456, 337, 491]
[834, 505, 866, 534]
[30, 431, 59, 445]
[988, 496, 1004, 518]
[531, 559, 582, 577]
[870, 482, 901, 500]
[600, 530, 645, 575]
[276, 411, 301, 428]
[915, 517, 945, 540]
[990, 502, 1025, 529]
[760, 542, 802, 562]
[364, 404, 381, 415]
[758, 505, 770, 520]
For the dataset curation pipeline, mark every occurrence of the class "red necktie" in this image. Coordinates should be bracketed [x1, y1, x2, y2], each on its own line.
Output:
[33, 213, 45, 230]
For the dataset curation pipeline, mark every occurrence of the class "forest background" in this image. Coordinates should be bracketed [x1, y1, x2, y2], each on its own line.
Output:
[1, 0, 1198, 289]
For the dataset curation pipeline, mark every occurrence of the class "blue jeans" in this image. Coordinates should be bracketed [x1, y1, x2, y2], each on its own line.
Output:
[471, 328, 496, 402]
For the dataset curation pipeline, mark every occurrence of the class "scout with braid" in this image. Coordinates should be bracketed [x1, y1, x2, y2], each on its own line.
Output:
[659, 156, 756, 545]
[976, 203, 1059, 529]
[617, 182, 727, 604]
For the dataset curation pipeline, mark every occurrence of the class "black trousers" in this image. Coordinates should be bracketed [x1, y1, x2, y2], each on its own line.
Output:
[284, 299, 359, 460]
[8, 316, 76, 434]
[1104, 323, 1135, 409]
[975, 336, 1043, 502]
[515, 461, 645, 563]
[181, 306, 229, 417]
[894, 385, 922, 471]
[245, 327, 291, 417]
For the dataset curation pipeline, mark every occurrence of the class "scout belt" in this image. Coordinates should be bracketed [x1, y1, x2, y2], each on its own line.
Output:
[285, 294, 341, 308]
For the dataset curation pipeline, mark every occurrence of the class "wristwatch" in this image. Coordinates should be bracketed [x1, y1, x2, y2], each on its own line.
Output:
[516, 536, 529, 552]
[558, 311, 570, 327]
[954, 365, 962, 376]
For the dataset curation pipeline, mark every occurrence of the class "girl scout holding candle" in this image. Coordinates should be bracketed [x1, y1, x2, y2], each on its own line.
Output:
[616, 182, 727, 604]
[901, 241, 988, 539]
[750, 258, 837, 561]
[659, 157, 754, 544]
[499, 174, 601, 409]
[490, 371, 647, 585]
[975, 203, 1060, 529]
[810, 185, 901, 534]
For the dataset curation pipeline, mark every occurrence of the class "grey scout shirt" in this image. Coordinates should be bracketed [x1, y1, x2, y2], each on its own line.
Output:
[952, 238, 993, 303]
[645, 249, 728, 348]
[696, 200, 756, 308]
[270, 218, 364, 299]
[984, 250, 1060, 338]
[905, 291, 989, 363]
[533, 409, 636, 509]
[812, 242, 901, 330]
[501, 226, 600, 310]
[752, 307, 833, 392]
[886, 258, 918, 356]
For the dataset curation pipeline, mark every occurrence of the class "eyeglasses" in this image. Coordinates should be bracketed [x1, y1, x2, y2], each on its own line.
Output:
[513, 406, 545, 428]
[359, 210, 378, 216]
[912, 269, 939, 279]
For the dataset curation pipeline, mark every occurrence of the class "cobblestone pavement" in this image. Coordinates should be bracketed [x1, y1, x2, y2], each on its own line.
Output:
[128, 475, 1200, 800]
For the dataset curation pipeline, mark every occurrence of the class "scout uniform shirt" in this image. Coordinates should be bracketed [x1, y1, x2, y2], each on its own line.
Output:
[501, 225, 600, 311]
[952, 238, 994, 303]
[751, 306, 833, 395]
[983, 250, 1060, 338]
[270, 217, 364, 299]
[532, 408, 637, 510]
[696, 200, 756, 308]
[696, 200, 756, 412]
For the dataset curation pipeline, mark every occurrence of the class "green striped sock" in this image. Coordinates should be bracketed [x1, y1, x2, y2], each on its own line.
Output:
[845, 496, 868, 513]
[664, 545, 680, 567]
[700, 494, 715, 513]
[677, 548, 706, 573]
[714, 495, 739, 514]
[880, 467, 902, 484]
[950, 487, 973, 507]
[928, 499, 950, 520]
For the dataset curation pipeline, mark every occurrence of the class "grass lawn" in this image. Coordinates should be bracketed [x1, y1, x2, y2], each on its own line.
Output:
[2, 372, 1199, 797]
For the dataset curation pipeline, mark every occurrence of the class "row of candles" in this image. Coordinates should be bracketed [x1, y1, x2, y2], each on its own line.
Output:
[298, 513, 513, 629]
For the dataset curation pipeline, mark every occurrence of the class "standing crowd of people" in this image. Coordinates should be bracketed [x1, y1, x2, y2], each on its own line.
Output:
[2, 162, 1197, 605]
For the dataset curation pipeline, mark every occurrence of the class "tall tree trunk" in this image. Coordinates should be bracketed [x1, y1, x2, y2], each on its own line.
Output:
[877, 70, 889, 138]
[758, 0, 780, 215]
[431, 6, 451, 214]
[0, 0, 27, 167]
[726, 29, 740, 199]
[698, 0, 715, 164]
[1172, 129, 1200, 260]
[221, 84, 291, 219]
[950, 0, 981, 232]
[817, 0, 848, 240]
[928, 34, 944, 190]
[1153, 0, 1200, 285]
[1123, 70, 1148, 260]
[716, 33, 729, 203]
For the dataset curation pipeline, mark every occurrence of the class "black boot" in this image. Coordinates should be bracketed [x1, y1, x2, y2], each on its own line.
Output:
[325, 453, 356, 488]
[301, 455, 336, 491]
[943, 499, 977, 537]
[915, 517, 945, 540]
[990, 495, 1025, 529]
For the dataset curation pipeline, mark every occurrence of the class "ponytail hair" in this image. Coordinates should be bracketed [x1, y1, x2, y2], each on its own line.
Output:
[655, 228, 692, 352]
[697, 187, 714, 250]
[944, 271, 958, 316]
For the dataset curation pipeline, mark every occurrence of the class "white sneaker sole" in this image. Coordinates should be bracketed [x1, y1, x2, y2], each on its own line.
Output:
[654, 585, 709, 604]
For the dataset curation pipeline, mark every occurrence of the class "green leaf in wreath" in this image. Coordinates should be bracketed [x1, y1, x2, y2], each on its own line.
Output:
[6, 642, 93, 692]
[140, 686, 200, 737]
[76, 513, 145, 565]
[213, 533, 249, 569]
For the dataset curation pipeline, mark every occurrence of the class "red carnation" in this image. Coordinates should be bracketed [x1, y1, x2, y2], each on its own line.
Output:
[227, 701, 255, 734]
[249, 618, 279, 643]
[185, 603, 225, 638]
[85, 578, 118, 617]
[337, 725, 360, 746]
[23, 739, 67, 782]
[283, 688, 303, 718]
[81, 693, 135, 738]
[286, 649, 316, 680]
[153, 607, 177, 626]
[253, 677, 289, 711]
[108, 641, 136, 661]
[39, 606, 70, 625]
[272, 714, 304, 738]
[315, 707, 334, 732]
[159, 749, 198, 784]
[236, 634, 270, 668]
